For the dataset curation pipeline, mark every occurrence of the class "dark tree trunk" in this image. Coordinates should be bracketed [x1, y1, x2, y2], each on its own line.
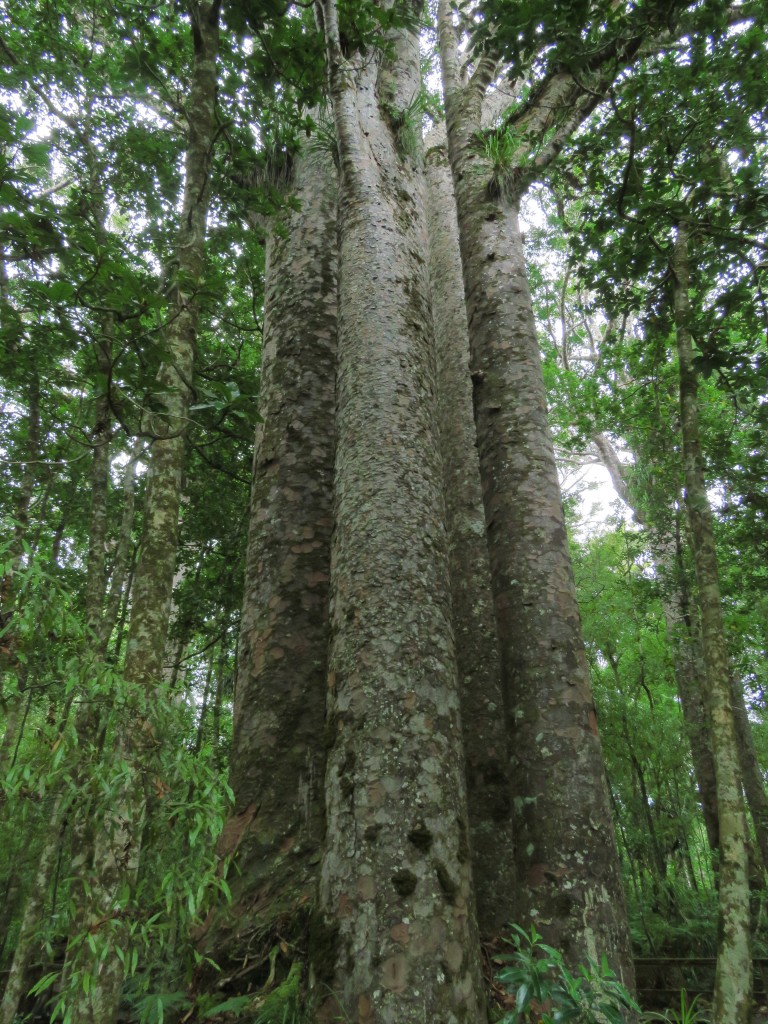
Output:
[197, 137, 338, 973]
[437, 0, 632, 980]
[424, 124, 515, 938]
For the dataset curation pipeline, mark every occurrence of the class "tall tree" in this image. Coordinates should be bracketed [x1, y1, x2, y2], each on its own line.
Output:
[310, 1, 486, 1018]
[424, 121, 516, 938]
[674, 223, 751, 1021]
[436, 0, 635, 975]
[197, 135, 338, 976]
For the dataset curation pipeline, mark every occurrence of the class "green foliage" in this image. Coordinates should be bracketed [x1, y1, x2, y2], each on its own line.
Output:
[307, 111, 341, 170]
[0, 549, 233, 1021]
[644, 991, 710, 1024]
[495, 925, 640, 1023]
[253, 962, 302, 1023]
[476, 124, 524, 201]
[382, 88, 435, 162]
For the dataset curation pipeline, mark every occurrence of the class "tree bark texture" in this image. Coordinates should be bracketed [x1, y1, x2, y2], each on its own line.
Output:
[313, 3, 485, 1020]
[424, 124, 515, 939]
[66, 7, 220, 1021]
[198, 139, 338, 972]
[674, 222, 751, 1024]
[437, 0, 632, 981]
[100, 444, 140, 651]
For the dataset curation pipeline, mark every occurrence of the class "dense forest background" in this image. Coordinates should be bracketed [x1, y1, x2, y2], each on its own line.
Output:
[0, 0, 767, 1022]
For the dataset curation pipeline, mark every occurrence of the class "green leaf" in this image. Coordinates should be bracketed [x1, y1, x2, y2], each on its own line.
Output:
[21, 141, 51, 167]
[201, 995, 253, 1018]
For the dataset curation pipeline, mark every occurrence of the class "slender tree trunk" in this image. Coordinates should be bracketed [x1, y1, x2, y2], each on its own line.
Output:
[0, 796, 69, 1024]
[674, 222, 751, 1024]
[84, 317, 114, 638]
[437, 0, 632, 979]
[424, 124, 515, 938]
[112, 549, 135, 666]
[593, 432, 721, 853]
[731, 681, 768, 875]
[312, 2, 485, 1019]
[66, 7, 221, 1021]
[192, 649, 214, 755]
[196, 137, 338, 974]
[210, 641, 226, 770]
[100, 444, 140, 651]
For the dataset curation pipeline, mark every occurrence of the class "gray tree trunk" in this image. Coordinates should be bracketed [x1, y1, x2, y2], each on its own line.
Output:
[437, 0, 633, 981]
[312, 2, 485, 1020]
[424, 123, 515, 938]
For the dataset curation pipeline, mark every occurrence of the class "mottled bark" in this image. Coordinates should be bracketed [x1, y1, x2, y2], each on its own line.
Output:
[99, 444, 140, 650]
[66, 7, 221, 1022]
[84, 367, 111, 635]
[593, 432, 721, 853]
[674, 222, 751, 1024]
[437, 0, 632, 980]
[312, 2, 485, 1020]
[424, 125, 515, 938]
[197, 139, 338, 971]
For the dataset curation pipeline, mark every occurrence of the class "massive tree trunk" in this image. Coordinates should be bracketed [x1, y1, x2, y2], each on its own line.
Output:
[66, 6, 221, 1021]
[437, 1, 632, 980]
[196, 137, 338, 976]
[674, 222, 751, 1024]
[312, 2, 485, 1020]
[424, 124, 515, 938]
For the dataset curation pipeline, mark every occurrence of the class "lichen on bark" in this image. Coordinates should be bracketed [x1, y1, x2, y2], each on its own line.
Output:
[197, 138, 338, 977]
[436, 0, 633, 983]
[424, 126, 515, 940]
[312, 1, 486, 1019]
